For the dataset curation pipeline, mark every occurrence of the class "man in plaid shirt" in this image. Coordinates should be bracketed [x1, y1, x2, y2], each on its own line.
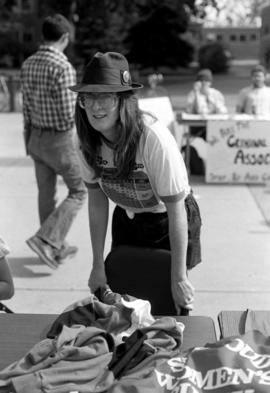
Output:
[21, 14, 86, 269]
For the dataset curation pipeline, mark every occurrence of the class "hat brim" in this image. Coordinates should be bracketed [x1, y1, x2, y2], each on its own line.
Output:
[69, 83, 143, 93]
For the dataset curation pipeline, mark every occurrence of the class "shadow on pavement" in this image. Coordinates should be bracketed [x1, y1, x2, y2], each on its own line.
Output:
[0, 157, 31, 167]
[8, 257, 52, 278]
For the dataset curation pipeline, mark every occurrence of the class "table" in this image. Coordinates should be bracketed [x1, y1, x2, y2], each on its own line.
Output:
[218, 310, 270, 338]
[0, 313, 217, 370]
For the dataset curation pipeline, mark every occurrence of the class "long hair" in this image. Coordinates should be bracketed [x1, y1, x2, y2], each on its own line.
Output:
[75, 91, 146, 178]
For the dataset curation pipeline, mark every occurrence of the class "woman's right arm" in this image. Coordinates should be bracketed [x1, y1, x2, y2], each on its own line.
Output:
[87, 186, 109, 292]
[0, 257, 14, 300]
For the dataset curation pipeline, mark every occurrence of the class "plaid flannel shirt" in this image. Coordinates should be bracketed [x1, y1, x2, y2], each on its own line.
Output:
[21, 45, 76, 132]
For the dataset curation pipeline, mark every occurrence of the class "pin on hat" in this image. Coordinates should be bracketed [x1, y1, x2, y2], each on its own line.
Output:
[69, 52, 143, 93]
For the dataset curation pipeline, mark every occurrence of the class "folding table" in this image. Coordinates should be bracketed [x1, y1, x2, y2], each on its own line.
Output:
[0, 313, 217, 370]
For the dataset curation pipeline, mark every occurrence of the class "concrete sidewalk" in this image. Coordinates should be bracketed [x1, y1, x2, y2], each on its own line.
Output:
[1, 113, 270, 335]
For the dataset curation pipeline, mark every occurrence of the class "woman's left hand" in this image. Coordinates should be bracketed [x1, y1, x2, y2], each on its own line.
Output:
[171, 277, 195, 315]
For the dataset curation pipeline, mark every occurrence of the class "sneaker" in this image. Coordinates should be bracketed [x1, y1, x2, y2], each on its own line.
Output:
[26, 236, 58, 269]
[56, 244, 78, 264]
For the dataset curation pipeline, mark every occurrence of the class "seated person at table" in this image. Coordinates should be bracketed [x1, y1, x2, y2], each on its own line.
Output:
[183, 69, 227, 175]
[186, 68, 228, 138]
[0, 237, 14, 300]
[236, 64, 270, 116]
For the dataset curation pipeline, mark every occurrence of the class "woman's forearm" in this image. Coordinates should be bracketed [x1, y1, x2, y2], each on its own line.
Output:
[88, 187, 109, 265]
[166, 198, 195, 311]
[166, 199, 188, 280]
[0, 257, 14, 300]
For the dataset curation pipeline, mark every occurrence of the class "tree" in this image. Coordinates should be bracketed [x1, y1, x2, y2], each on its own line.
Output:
[195, 0, 265, 26]
[198, 41, 231, 73]
[73, 0, 139, 66]
[126, 0, 194, 70]
[0, 0, 16, 18]
[38, 0, 76, 19]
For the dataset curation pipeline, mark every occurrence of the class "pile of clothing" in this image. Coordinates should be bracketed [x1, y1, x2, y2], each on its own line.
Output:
[0, 288, 270, 393]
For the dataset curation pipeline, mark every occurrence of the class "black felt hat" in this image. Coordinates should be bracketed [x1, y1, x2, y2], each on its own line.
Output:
[69, 52, 143, 93]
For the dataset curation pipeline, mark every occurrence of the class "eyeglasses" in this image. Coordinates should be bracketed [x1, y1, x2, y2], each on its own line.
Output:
[79, 93, 118, 110]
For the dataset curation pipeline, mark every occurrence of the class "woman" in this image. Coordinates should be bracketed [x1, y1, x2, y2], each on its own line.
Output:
[70, 52, 201, 313]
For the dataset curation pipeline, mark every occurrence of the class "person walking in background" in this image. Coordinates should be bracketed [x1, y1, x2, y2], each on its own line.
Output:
[21, 14, 86, 269]
[71, 51, 202, 313]
[0, 237, 14, 301]
[183, 68, 228, 175]
[236, 64, 270, 116]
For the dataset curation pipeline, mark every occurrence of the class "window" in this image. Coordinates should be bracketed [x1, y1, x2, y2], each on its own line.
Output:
[239, 34, 246, 41]
[217, 34, 223, 41]
[250, 34, 257, 41]
[230, 34, 237, 41]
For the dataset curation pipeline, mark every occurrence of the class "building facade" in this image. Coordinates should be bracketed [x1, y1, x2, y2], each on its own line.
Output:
[260, 4, 270, 68]
[201, 26, 260, 60]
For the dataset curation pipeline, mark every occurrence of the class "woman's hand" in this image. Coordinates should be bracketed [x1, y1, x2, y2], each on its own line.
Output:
[171, 276, 195, 315]
[88, 263, 107, 292]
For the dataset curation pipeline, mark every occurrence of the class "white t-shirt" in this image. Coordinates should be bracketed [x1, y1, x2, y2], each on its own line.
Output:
[0, 237, 10, 258]
[76, 117, 190, 214]
[237, 85, 270, 116]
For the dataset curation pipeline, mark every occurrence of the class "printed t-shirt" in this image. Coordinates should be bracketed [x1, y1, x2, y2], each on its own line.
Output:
[76, 117, 190, 214]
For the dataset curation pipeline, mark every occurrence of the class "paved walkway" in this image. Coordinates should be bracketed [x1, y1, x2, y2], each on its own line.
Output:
[1, 113, 270, 335]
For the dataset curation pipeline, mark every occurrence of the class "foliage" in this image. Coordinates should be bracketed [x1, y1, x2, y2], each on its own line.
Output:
[197, 0, 265, 26]
[198, 41, 231, 73]
[0, 0, 221, 69]
[38, 0, 76, 18]
[73, 0, 139, 66]
[0, 32, 22, 67]
[0, 0, 16, 17]
[39, 0, 198, 68]
[188, 0, 219, 19]
[125, 0, 195, 69]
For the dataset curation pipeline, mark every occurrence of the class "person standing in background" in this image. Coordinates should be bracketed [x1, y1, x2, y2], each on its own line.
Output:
[236, 64, 270, 116]
[21, 14, 86, 269]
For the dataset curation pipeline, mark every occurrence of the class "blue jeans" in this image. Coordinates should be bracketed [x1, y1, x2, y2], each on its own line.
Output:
[28, 127, 87, 250]
[111, 193, 202, 270]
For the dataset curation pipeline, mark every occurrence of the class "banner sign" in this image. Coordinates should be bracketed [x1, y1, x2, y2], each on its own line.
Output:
[206, 119, 270, 183]
[138, 97, 175, 133]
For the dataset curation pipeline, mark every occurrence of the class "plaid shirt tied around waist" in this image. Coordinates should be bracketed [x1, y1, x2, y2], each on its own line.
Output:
[21, 45, 77, 132]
